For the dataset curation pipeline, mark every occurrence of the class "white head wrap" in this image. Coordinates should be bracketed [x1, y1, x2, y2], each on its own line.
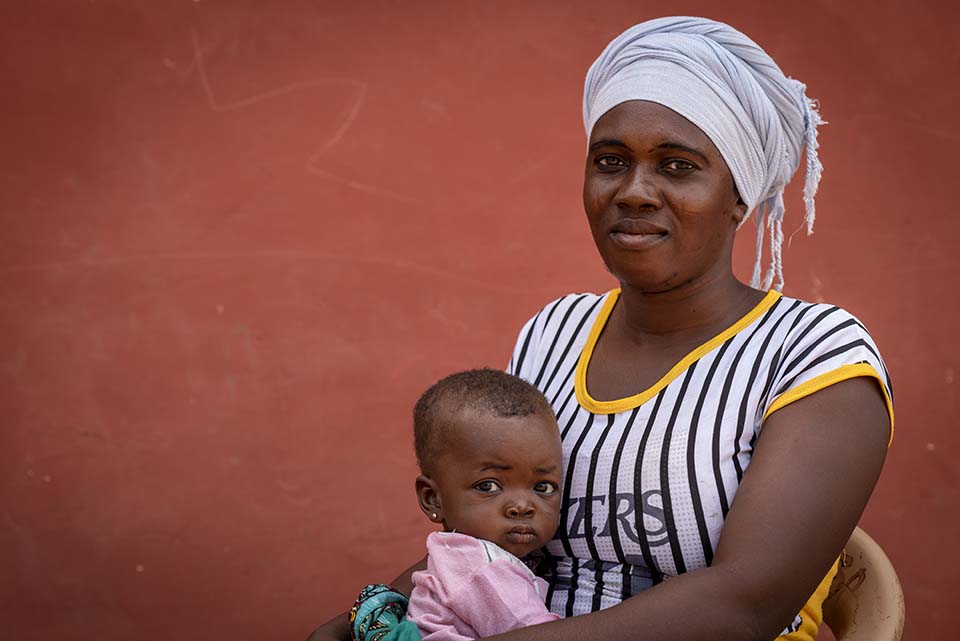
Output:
[583, 16, 824, 291]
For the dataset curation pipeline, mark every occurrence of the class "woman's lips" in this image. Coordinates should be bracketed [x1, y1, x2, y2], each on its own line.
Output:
[610, 230, 668, 250]
[609, 219, 668, 250]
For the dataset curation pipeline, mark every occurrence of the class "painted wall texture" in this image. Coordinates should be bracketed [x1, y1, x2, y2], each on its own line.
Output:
[2, 2, 957, 640]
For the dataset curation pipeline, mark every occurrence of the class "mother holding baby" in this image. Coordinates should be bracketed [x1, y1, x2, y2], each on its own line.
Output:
[311, 16, 893, 641]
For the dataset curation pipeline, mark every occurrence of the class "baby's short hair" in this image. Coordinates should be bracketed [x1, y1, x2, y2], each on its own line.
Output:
[413, 368, 553, 474]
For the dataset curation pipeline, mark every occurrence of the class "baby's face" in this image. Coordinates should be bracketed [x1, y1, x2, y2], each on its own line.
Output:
[428, 408, 562, 558]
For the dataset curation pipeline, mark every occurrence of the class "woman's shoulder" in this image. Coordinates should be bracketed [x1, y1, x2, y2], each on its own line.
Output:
[510, 291, 610, 341]
[765, 292, 893, 414]
[507, 291, 611, 377]
[533, 290, 611, 317]
[773, 293, 882, 348]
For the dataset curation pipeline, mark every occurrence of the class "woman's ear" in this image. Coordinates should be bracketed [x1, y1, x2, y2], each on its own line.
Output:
[416, 475, 444, 524]
[733, 195, 747, 224]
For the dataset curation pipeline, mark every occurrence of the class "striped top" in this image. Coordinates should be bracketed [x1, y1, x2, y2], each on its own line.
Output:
[507, 289, 893, 640]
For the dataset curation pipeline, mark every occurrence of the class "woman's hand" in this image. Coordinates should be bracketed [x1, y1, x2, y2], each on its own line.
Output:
[304, 615, 351, 641]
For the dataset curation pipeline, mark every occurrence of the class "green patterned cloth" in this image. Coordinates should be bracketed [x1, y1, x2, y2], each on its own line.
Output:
[349, 584, 421, 641]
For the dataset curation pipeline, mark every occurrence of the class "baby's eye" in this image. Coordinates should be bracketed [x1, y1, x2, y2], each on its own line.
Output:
[534, 481, 559, 496]
[474, 480, 502, 493]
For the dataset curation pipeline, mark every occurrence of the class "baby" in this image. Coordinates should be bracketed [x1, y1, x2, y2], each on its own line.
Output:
[350, 369, 562, 641]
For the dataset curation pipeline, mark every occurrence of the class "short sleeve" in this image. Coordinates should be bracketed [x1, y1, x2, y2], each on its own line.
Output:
[445, 560, 559, 637]
[762, 305, 894, 443]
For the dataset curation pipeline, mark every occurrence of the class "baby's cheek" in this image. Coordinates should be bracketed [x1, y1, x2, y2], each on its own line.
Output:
[543, 501, 562, 523]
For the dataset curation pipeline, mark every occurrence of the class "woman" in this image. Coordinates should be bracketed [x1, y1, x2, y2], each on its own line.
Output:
[311, 16, 892, 641]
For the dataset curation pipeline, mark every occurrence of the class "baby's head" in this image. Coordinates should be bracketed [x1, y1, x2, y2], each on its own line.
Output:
[413, 369, 562, 558]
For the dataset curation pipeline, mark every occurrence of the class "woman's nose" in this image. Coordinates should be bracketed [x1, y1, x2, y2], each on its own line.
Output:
[615, 165, 661, 210]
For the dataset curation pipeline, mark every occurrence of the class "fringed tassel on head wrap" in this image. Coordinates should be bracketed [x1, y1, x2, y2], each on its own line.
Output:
[761, 196, 784, 291]
[583, 17, 827, 291]
[802, 94, 826, 235]
[751, 200, 767, 289]
[748, 92, 825, 290]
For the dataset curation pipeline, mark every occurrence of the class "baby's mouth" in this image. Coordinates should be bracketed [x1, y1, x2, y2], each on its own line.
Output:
[505, 525, 537, 545]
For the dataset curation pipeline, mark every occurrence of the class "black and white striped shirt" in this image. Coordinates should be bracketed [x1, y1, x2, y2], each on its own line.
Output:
[508, 289, 893, 637]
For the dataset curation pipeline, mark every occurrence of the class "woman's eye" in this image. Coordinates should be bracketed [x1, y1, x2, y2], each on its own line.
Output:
[534, 481, 558, 496]
[474, 480, 502, 493]
[595, 155, 625, 169]
[663, 159, 695, 172]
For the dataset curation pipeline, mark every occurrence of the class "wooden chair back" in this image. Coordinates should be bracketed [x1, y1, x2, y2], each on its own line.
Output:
[822, 527, 905, 641]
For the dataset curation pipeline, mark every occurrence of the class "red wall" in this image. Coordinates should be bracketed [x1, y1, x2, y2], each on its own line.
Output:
[2, 2, 957, 640]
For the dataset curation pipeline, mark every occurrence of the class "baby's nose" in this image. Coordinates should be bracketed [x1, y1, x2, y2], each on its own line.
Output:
[505, 499, 536, 518]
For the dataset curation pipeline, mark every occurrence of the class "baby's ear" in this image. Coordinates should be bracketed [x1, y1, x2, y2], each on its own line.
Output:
[415, 474, 444, 524]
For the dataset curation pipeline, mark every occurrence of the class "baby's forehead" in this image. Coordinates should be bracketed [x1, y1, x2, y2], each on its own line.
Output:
[436, 406, 561, 456]
[440, 404, 556, 433]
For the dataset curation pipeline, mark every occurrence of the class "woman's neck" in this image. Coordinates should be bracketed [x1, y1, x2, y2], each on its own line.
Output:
[615, 273, 762, 347]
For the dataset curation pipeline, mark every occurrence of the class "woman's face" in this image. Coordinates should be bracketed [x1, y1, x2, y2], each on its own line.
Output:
[583, 100, 745, 292]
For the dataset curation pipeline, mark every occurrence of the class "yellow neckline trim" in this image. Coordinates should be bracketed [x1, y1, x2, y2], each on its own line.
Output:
[575, 289, 782, 415]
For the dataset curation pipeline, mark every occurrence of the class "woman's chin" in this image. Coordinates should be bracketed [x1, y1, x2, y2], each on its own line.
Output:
[607, 267, 682, 293]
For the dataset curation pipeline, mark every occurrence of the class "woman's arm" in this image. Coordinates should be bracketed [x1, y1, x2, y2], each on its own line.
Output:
[482, 376, 890, 641]
[303, 557, 428, 641]
[305, 614, 351, 641]
[388, 556, 428, 596]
